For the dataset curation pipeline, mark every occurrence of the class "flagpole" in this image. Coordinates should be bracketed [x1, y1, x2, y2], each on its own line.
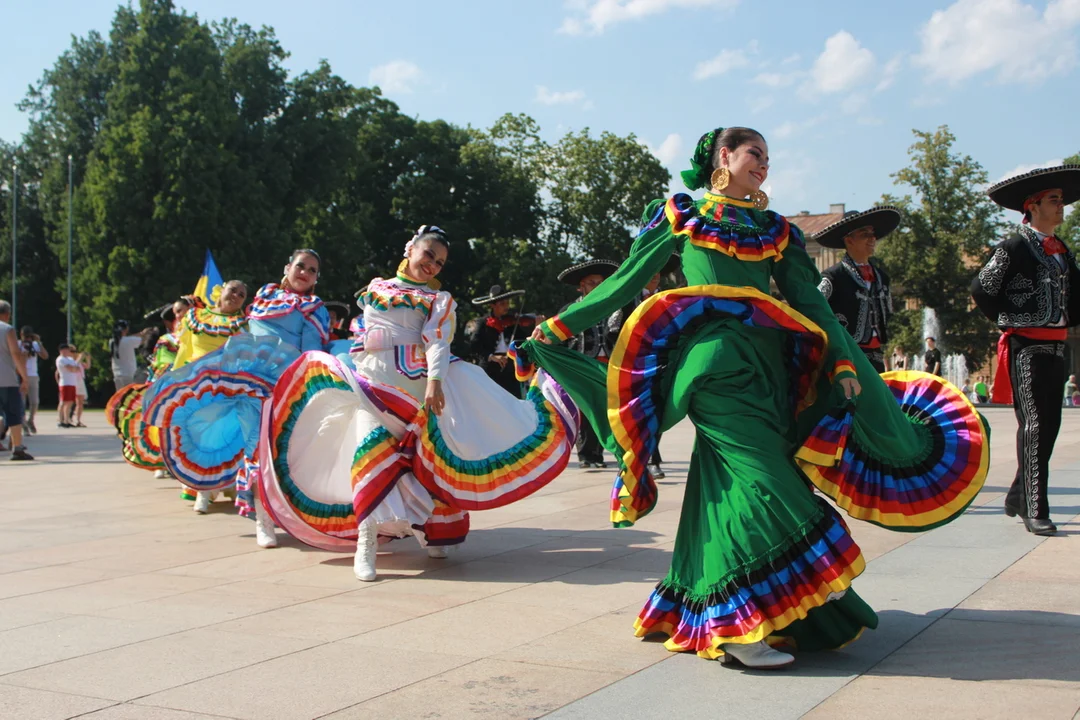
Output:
[67, 155, 73, 343]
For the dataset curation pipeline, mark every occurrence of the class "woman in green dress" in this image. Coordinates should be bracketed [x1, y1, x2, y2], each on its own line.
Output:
[526, 126, 988, 668]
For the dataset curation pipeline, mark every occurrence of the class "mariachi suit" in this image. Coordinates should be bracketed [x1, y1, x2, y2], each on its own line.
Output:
[818, 255, 893, 373]
[972, 225, 1080, 520]
[469, 314, 536, 398]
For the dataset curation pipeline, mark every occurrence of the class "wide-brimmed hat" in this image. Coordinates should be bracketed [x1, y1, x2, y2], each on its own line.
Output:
[471, 284, 525, 306]
[987, 165, 1080, 213]
[812, 207, 902, 249]
[323, 300, 351, 317]
[558, 260, 620, 286]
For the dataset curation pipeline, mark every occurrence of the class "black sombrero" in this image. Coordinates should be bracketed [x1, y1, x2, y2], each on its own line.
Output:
[324, 300, 351, 317]
[471, 284, 526, 306]
[812, 207, 902, 249]
[558, 259, 620, 286]
[987, 165, 1080, 213]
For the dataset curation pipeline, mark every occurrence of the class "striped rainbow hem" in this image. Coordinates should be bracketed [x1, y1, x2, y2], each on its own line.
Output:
[407, 380, 576, 511]
[829, 360, 857, 380]
[605, 285, 828, 526]
[634, 503, 865, 659]
[796, 370, 989, 531]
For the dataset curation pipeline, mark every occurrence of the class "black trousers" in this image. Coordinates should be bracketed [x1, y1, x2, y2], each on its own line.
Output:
[1006, 336, 1065, 520]
[861, 347, 885, 373]
[483, 360, 522, 399]
[576, 421, 604, 464]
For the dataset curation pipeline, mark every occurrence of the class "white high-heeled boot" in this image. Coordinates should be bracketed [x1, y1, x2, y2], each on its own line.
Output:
[193, 491, 213, 514]
[720, 640, 794, 669]
[427, 545, 448, 559]
[354, 519, 378, 581]
[254, 502, 278, 548]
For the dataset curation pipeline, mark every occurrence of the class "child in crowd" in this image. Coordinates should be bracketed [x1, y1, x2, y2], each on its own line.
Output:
[55, 344, 81, 428]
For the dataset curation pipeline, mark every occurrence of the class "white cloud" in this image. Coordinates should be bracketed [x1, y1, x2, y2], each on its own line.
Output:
[995, 158, 1064, 183]
[806, 31, 876, 94]
[749, 95, 775, 114]
[841, 93, 867, 114]
[644, 133, 684, 166]
[534, 86, 589, 106]
[771, 115, 826, 140]
[559, 0, 739, 35]
[914, 0, 1080, 84]
[694, 48, 752, 80]
[782, 53, 801, 65]
[369, 61, 423, 94]
[754, 71, 800, 88]
[875, 55, 903, 92]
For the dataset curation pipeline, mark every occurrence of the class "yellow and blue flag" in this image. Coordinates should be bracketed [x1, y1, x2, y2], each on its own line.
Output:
[192, 249, 224, 306]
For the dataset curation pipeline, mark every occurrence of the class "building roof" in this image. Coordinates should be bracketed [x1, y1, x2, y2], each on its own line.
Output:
[788, 206, 846, 241]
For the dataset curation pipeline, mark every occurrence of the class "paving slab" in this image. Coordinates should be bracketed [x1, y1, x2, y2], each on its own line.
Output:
[0, 408, 1078, 719]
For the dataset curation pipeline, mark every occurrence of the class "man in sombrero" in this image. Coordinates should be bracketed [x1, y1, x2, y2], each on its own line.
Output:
[972, 164, 1080, 536]
[814, 206, 902, 373]
[324, 301, 353, 342]
[468, 284, 535, 398]
[558, 259, 621, 468]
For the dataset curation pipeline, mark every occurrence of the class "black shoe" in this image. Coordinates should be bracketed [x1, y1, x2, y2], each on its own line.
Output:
[596, 461, 608, 469]
[579, 461, 594, 469]
[10, 447, 34, 461]
[1004, 500, 1021, 517]
[58, 422, 72, 428]
[1021, 517, 1057, 536]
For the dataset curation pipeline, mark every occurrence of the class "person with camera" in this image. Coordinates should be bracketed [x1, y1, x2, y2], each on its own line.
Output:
[18, 326, 47, 435]
[0, 300, 33, 460]
[109, 319, 143, 391]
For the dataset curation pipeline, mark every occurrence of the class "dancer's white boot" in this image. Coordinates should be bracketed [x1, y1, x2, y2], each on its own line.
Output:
[720, 640, 794, 669]
[193, 491, 213, 514]
[354, 519, 378, 582]
[254, 502, 278, 548]
[426, 545, 448, 559]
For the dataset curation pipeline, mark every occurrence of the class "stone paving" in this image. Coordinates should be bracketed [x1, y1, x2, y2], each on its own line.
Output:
[0, 406, 1078, 720]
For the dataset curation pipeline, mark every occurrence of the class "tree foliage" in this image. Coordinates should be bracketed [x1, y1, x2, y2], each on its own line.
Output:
[2, 0, 670, 398]
[876, 126, 1002, 368]
[1058, 151, 1080, 250]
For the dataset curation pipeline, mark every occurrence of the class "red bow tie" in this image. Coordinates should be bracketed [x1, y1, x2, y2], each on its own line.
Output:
[857, 264, 875, 283]
[1042, 236, 1067, 255]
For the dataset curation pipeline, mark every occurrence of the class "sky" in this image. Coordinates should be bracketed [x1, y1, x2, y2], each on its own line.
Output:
[2, 0, 1078, 217]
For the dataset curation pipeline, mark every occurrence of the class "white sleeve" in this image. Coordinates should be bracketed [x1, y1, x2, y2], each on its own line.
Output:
[421, 292, 457, 381]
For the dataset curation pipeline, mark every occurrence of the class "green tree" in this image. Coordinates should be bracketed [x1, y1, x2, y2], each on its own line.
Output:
[544, 128, 670, 263]
[1058, 151, 1080, 250]
[876, 126, 1002, 368]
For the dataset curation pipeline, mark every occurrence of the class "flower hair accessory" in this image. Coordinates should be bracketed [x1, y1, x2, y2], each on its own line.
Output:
[680, 128, 723, 191]
[404, 224, 448, 257]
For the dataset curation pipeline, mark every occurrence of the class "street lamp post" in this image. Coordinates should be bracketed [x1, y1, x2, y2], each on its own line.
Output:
[10, 160, 16, 328]
[67, 155, 73, 343]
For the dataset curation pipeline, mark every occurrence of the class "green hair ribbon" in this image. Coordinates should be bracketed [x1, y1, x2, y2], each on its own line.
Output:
[680, 127, 724, 191]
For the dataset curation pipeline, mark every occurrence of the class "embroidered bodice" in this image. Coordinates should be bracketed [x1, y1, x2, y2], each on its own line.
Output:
[246, 283, 330, 352]
[173, 308, 249, 369]
[352, 275, 457, 380]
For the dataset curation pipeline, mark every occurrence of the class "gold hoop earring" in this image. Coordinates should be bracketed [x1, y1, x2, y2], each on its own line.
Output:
[710, 167, 731, 192]
[749, 190, 769, 211]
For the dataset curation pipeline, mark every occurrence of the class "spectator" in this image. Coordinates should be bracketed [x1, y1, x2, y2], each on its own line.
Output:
[19, 326, 47, 435]
[56, 343, 81, 428]
[1065, 374, 1079, 407]
[961, 380, 972, 400]
[70, 344, 90, 427]
[0, 300, 33, 460]
[890, 345, 908, 371]
[924, 337, 942, 376]
[974, 375, 989, 404]
[109, 319, 142, 390]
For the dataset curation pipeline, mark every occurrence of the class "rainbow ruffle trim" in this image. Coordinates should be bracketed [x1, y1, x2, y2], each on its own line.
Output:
[607, 285, 828, 527]
[635, 500, 865, 658]
[796, 370, 989, 531]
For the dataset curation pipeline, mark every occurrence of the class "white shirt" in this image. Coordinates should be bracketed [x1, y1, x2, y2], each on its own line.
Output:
[355, 277, 456, 380]
[22, 341, 42, 377]
[110, 335, 142, 377]
[57, 356, 81, 387]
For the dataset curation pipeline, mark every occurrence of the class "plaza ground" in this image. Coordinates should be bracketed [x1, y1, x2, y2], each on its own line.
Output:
[1, 406, 1078, 719]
